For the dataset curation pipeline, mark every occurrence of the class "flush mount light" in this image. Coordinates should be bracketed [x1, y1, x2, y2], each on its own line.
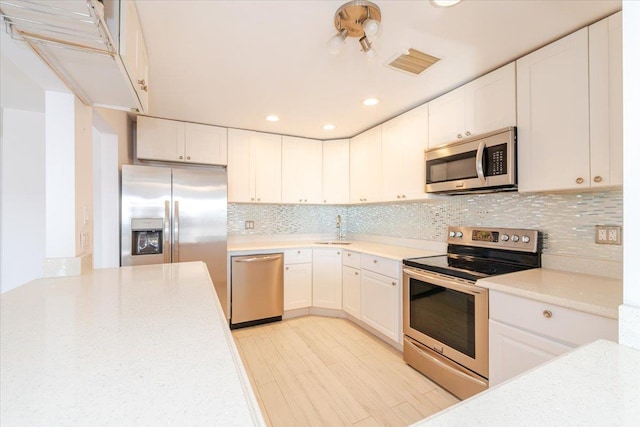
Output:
[362, 98, 379, 106]
[327, 0, 382, 56]
[430, 0, 462, 7]
[266, 115, 279, 122]
[323, 124, 336, 131]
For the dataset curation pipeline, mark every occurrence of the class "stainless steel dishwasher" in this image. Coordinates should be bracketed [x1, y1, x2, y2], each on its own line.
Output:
[230, 253, 284, 329]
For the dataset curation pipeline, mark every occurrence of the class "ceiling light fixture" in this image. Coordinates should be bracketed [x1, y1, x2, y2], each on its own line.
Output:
[323, 124, 336, 131]
[266, 115, 279, 122]
[362, 98, 379, 106]
[327, 0, 382, 56]
[430, 0, 462, 7]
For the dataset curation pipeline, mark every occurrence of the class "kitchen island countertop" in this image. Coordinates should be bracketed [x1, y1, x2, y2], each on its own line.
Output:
[0, 262, 264, 426]
[413, 339, 640, 426]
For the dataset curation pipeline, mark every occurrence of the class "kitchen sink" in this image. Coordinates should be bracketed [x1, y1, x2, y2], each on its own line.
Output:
[314, 241, 352, 245]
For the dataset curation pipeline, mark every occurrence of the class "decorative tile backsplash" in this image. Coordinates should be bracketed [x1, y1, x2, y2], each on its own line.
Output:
[229, 190, 623, 261]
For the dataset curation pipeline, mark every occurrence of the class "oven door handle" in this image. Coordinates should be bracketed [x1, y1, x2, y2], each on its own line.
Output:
[403, 267, 486, 295]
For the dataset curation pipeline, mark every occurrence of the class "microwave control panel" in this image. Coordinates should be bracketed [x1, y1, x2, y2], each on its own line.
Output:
[486, 143, 507, 176]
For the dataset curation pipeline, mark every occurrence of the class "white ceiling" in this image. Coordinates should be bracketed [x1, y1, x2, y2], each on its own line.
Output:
[3, 1, 622, 140]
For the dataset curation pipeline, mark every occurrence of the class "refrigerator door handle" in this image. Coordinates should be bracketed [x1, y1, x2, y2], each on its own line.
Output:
[174, 200, 180, 262]
[164, 200, 171, 263]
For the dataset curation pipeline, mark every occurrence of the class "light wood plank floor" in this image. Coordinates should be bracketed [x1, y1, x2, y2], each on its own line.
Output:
[232, 316, 460, 427]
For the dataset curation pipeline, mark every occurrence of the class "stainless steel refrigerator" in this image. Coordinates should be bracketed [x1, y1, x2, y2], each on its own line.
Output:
[121, 164, 228, 317]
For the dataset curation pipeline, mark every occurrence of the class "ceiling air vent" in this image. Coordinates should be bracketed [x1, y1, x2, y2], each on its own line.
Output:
[388, 49, 440, 75]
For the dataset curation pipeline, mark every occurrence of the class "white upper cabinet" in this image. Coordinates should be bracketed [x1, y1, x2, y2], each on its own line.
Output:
[322, 139, 350, 204]
[350, 126, 382, 204]
[517, 13, 621, 193]
[120, 0, 149, 112]
[381, 103, 430, 201]
[428, 62, 516, 148]
[228, 129, 282, 203]
[589, 12, 623, 189]
[282, 136, 323, 204]
[137, 116, 227, 165]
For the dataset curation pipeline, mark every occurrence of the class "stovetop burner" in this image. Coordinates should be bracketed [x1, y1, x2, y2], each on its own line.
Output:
[403, 226, 542, 282]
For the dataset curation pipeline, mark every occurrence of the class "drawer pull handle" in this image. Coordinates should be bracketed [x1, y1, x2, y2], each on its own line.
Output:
[374, 260, 378, 264]
[543, 310, 552, 318]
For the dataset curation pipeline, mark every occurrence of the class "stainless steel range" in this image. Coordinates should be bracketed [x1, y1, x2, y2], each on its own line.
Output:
[402, 226, 542, 399]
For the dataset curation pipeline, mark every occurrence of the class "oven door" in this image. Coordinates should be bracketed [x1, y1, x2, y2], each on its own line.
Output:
[402, 266, 488, 379]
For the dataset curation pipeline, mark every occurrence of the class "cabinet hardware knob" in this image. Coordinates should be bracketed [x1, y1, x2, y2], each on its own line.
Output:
[543, 310, 552, 318]
[324, 200, 327, 203]
[392, 281, 396, 286]
[178, 155, 184, 160]
[576, 177, 584, 184]
[373, 260, 378, 264]
[347, 253, 351, 257]
[186, 156, 191, 160]
[297, 250, 301, 254]
[457, 134, 463, 139]
[251, 197, 255, 201]
[397, 195, 401, 199]
[465, 131, 471, 136]
[304, 199, 307, 202]
[286, 266, 289, 271]
[257, 198, 261, 201]
[137, 79, 148, 92]
[593, 176, 603, 183]
[364, 198, 367, 202]
[355, 272, 359, 276]
[402, 195, 406, 198]
[337, 252, 340, 255]
[299, 199, 303, 202]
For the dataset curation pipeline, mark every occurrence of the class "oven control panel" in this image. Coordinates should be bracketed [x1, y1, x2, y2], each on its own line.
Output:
[447, 226, 540, 253]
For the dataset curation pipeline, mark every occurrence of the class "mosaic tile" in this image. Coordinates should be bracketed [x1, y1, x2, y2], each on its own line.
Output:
[229, 190, 622, 261]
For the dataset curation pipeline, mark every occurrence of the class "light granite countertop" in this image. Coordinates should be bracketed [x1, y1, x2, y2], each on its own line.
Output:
[414, 339, 640, 426]
[228, 239, 443, 261]
[477, 268, 623, 319]
[0, 262, 264, 426]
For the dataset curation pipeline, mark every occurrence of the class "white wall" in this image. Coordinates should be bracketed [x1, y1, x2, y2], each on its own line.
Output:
[0, 109, 46, 293]
[620, 1, 640, 349]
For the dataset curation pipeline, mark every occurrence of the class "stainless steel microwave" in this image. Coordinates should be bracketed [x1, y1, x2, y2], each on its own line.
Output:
[425, 127, 517, 194]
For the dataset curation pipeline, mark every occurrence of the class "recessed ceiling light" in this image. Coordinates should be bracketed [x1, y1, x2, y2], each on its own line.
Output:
[266, 115, 279, 122]
[430, 0, 462, 7]
[323, 124, 336, 131]
[362, 98, 379, 106]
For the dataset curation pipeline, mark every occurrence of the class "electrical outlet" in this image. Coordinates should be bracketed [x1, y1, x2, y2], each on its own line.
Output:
[595, 225, 622, 245]
[245, 220, 254, 230]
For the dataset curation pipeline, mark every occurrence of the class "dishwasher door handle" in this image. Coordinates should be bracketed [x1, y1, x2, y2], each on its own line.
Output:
[234, 255, 282, 263]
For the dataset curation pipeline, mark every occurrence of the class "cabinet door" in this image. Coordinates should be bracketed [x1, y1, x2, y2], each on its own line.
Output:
[361, 269, 400, 343]
[516, 28, 590, 192]
[253, 132, 282, 203]
[349, 126, 382, 203]
[464, 62, 516, 137]
[282, 137, 323, 204]
[489, 319, 573, 386]
[136, 116, 184, 162]
[120, 0, 148, 112]
[312, 249, 343, 310]
[589, 12, 623, 188]
[322, 139, 350, 204]
[342, 266, 361, 318]
[427, 86, 465, 148]
[227, 128, 253, 203]
[184, 123, 227, 166]
[284, 263, 312, 310]
[381, 104, 429, 201]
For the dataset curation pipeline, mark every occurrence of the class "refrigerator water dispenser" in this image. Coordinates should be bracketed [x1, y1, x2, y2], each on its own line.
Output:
[131, 218, 164, 256]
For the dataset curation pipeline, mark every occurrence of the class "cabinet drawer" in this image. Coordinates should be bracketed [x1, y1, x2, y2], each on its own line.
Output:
[343, 250, 361, 269]
[490, 291, 618, 346]
[360, 254, 399, 279]
[284, 248, 312, 264]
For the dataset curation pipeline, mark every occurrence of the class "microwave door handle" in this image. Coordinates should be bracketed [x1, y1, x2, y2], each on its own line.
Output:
[476, 140, 486, 185]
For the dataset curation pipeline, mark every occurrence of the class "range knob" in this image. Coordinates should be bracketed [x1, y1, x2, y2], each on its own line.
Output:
[455, 231, 463, 238]
[512, 235, 520, 243]
[501, 234, 510, 242]
[522, 235, 531, 244]
[449, 231, 456, 238]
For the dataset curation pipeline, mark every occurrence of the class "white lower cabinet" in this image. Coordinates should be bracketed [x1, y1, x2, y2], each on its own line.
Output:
[360, 254, 401, 343]
[312, 249, 343, 310]
[342, 266, 361, 318]
[489, 291, 617, 386]
[284, 249, 312, 311]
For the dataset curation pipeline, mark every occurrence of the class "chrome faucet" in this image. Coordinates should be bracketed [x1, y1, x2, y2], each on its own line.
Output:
[336, 215, 345, 241]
